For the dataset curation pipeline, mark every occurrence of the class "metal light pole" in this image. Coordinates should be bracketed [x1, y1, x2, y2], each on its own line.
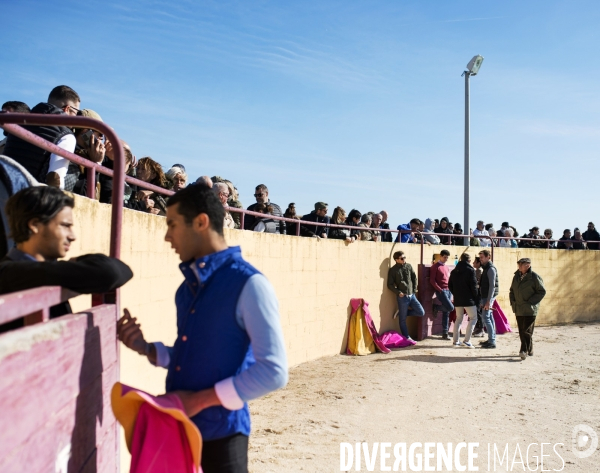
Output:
[462, 55, 484, 246]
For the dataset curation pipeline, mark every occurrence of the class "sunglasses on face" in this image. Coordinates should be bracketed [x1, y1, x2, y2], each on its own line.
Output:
[254, 193, 265, 197]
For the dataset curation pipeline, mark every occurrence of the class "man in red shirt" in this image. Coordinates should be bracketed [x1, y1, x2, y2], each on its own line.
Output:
[430, 249, 454, 340]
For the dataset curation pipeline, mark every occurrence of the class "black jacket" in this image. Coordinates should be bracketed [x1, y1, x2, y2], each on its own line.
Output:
[583, 229, 600, 250]
[0, 253, 133, 322]
[301, 212, 330, 238]
[480, 261, 499, 301]
[380, 222, 393, 242]
[448, 261, 478, 307]
[3, 103, 74, 182]
[244, 201, 285, 234]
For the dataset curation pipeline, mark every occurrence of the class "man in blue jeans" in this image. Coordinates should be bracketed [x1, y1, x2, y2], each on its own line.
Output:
[387, 250, 425, 341]
[478, 249, 498, 349]
[430, 249, 455, 340]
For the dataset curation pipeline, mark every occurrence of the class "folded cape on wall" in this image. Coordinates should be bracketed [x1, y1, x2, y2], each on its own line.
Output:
[346, 298, 391, 355]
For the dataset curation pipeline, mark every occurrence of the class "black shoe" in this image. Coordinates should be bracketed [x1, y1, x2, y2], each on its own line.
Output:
[478, 340, 489, 345]
[441, 333, 450, 340]
[481, 343, 496, 349]
[528, 351, 533, 356]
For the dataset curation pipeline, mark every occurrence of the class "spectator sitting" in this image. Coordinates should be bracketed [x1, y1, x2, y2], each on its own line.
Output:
[3, 85, 80, 188]
[0, 186, 133, 332]
[345, 209, 362, 241]
[213, 182, 236, 229]
[301, 202, 330, 239]
[543, 228, 557, 249]
[284, 203, 315, 237]
[370, 213, 383, 242]
[434, 217, 453, 245]
[572, 228, 587, 250]
[133, 157, 168, 216]
[557, 229, 574, 249]
[473, 220, 490, 247]
[251, 203, 278, 233]
[165, 166, 188, 192]
[358, 214, 374, 241]
[582, 222, 600, 250]
[329, 206, 355, 243]
[221, 179, 243, 229]
[396, 218, 421, 243]
[244, 184, 285, 234]
[379, 210, 393, 242]
[1, 101, 31, 155]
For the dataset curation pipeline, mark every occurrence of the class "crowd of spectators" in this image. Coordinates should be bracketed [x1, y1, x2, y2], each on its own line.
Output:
[2, 85, 599, 250]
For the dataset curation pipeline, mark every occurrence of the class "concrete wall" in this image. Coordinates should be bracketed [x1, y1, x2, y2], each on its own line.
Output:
[68, 195, 600, 387]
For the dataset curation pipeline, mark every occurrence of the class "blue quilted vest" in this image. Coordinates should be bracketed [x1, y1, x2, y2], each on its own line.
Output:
[166, 246, 259, 440]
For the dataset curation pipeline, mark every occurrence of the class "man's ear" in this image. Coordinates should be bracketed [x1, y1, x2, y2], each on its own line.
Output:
[27, 218, 41, 236]
[192, 213, 210, 232]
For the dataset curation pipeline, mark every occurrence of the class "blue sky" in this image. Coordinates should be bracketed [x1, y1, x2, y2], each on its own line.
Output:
[2, 0, 600, 235]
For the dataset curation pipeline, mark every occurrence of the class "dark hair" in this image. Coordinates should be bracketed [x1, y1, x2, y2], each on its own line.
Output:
[393, 251, 405, 260]
[284, 203, 299, 219]
[510, 226, 519, 237]
[172, 163, 186, 172]
[474, 256, 481, 264]
[254, 203, 273, 214]
[440, 249, 450, 257]
[166, 185, 225, 235]
[530, 226, 539, 232]
[347, 209, 361, 222]
[485, 223, 493, 231]
[410, 218, 421, 226]
[48, 85, 80, 105]
[479, 249, 491, 258]
[6, 187, 75, 243]
[2, 101, 30, 113]
[460, 253, 471, 263]
[255, 184, 268, 193]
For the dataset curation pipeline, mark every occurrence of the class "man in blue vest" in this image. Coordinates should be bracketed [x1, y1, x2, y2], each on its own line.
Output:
[117, 184, 288, 473]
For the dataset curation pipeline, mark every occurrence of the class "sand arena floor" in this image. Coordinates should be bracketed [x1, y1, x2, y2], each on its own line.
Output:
[248, 323, 600, 472]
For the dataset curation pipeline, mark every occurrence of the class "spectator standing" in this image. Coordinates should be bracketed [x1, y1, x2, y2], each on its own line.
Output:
[449, 253, 479, 348]
[499, 227, 514, 248]
[434, 217, 453, 245]
[134, 157, 168, 216]
[582, 222, 600, 250]
[251, 203, 278, 233]
[224, 180, 243, 229]
[283, 203, 314, 237]
[557, 229, 573, 249]
[387, 250, 425, 342]
[478, 250, 499, 349]
[345, 209, 362, 241]
[509, 258, 546, 360]
[370, 213, 382, 242]
[543, 229, 557, 249]
[301, 202, 330, 238]
[329, 207, 354, 242]
[358, 214, 374, 241]
[520, 227, 544, 248]
[471, 256, 485, 337]
[473, 220, 490, 247]
[451, 223, 463, 245]
[3, 86, 79, 187]
[195, 176, 213, 188]
[244, 184, 285, 235]
[378, 210, 393, 242]
[166, 166, 188, 192]
[572, 228, 587, 250]
[213, 182, 236, 229]
[430, 249, 455, 340]
[117, 185, 288, 472]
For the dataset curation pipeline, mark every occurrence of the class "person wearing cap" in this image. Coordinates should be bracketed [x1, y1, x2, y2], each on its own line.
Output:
[509, 258, 546, 360]
[117, 184, 288, 472]
[583, 222, 600, 250]
[301, 202, 330, 238]
[473, 220, 491, 247]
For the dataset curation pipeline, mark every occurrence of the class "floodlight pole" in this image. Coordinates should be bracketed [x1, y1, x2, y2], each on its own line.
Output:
[464, 71, 471, 246]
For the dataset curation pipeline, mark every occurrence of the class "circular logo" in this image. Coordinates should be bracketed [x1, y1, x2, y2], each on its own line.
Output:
[572, 425, 598, 459]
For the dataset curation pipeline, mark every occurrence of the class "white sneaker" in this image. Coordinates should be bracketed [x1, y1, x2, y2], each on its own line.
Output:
[519, 351, 527, 360]
[453, 341, 461, 347]
[462, 341, 474, 348]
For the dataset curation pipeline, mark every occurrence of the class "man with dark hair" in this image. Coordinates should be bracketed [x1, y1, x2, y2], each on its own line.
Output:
[557, 229, 573, 249]
[1, 101, 31, 155]
[3, 85, 80, 188]
[449, 253, 479, 348]
[301, 202, 330, 238]
[478, 249, 498, 349]
[430, 249, 455, 340]
[387, 250, 424, 342]
[116, 184, 288, 473]
[583, 222, 600, 250]
[0, 187, 133, 326]
[243, 184, 285, 234]
[510, 258, 546, 360]
[395, 218, 421, 243]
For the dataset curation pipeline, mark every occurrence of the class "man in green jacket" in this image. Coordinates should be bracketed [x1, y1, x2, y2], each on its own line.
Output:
[509, 258, 546, 360]
[387, 250, 424, 341]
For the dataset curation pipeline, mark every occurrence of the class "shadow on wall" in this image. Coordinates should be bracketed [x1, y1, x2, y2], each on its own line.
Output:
[378, 257, 399, 334]
[338, 301, 354, 354]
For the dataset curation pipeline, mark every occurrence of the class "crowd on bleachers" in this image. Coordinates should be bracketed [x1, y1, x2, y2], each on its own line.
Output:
[2, 84, 599, 249]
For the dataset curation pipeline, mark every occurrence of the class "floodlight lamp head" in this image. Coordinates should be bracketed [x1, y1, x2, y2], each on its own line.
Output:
[466, 55, 484, 75]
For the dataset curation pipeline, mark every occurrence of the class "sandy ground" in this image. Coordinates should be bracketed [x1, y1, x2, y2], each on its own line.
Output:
[248, 323, 600, 472]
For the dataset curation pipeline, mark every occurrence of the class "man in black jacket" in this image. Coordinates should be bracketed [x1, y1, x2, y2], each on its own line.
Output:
[582, 222, 600, 250]
[0, 186, 133, 330]
[449, 253, 479, 348]
[301, 202, 330, 238]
